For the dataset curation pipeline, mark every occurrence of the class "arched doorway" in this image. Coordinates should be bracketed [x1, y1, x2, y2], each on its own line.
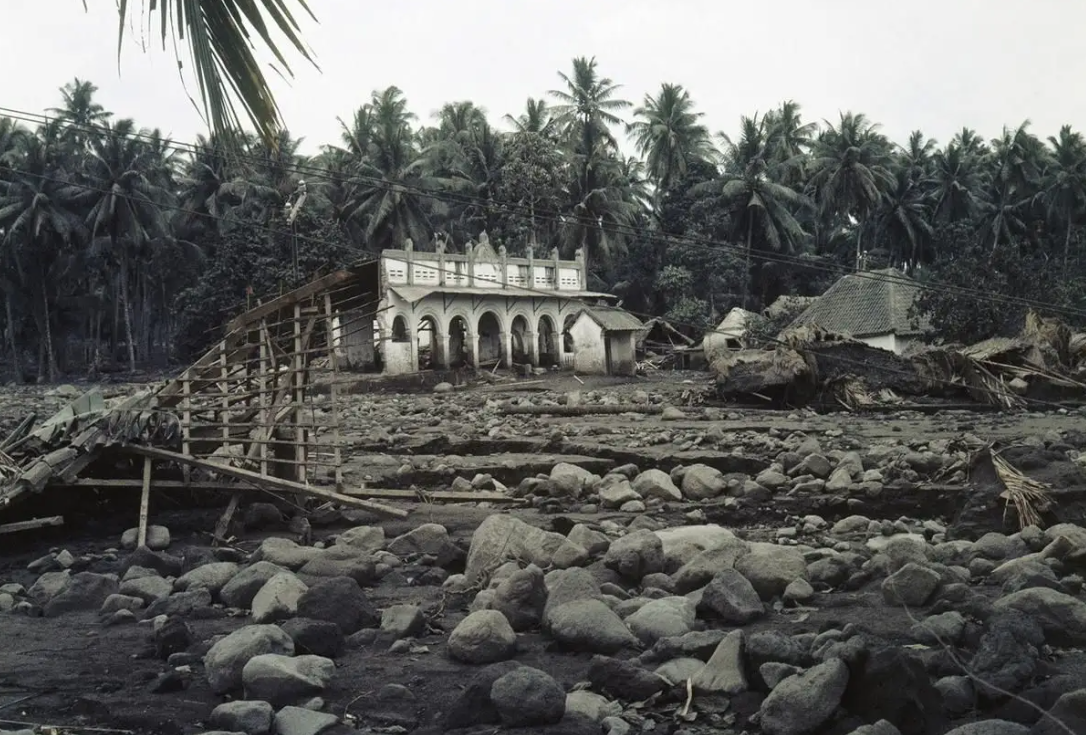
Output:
[416, 315, 440, 370]
[448, 316, 470, 367]
[538, 315, 559, 366]
[510, 315, 530, 364]
[477, 311, 503, 367]
[391, 316, 409, 343]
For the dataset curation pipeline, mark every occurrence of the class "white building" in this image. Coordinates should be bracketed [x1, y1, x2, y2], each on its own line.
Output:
[338, 233, 626, 375]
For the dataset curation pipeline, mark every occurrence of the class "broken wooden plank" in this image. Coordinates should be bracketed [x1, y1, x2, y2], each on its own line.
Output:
[342, 488, 526, 504]
[500, 404, 664, 416]
[121, 444, 408, 519]
[0, 516, 64, 535]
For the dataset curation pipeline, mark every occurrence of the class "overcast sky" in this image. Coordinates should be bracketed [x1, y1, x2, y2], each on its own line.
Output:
[2, 1, 1083, 155]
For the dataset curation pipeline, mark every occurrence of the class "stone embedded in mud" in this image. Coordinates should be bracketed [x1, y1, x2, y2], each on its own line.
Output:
[220, 561, 290, 610]
[251, 572, 308, 624]
[597, 478, 641, 509]
[204, 624, 295, 695]
[335, 525, 385, 553]
[733, 543, 808, 601]
[696, 569, 765, 624]
[549, 462, 598, 498]
[692, 629, 746, 695]
[295, 577, 379, 635]
[144, 587, 212, 618]
[759, 658, 849, 735]
[255, 537, 322, 570]
[448, 609, 517, 664]
[546, 599, 638, 654]
[273, 705, 340, 735]
[603, 530, 664, 581]
[631, 469, 682, 502]
[120, 524, 171, 551]
[173, 561, 240, 598]
[443, 661, 523, 729]
[279, 618, 345, 659]
[567, 524, 610, 555]
[680, 464, 726, 500]
[490, 666, 566, 727]
[242, 653, 335, 707]
[625, 596, 695, 644]
[119, 574, 172, 603]
[881, 562, 942, 608]
[387, 523, 465, 569]
[43, 572, 118, 617]
[380, 604, 426, 640]
[209, 699, 274, 735]
[486, 564, 547, 632]
[993, 586, 1086, 647]
[465, 515, 588, 584]
[587, 655, 669, 702]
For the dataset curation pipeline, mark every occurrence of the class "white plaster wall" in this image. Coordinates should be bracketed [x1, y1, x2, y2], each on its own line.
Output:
[571, 315, 607, 374]
[609, 333, 638, 376]
[859, 333, 898, 354]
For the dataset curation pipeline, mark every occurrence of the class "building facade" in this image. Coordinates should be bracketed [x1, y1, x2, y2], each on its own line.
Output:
[339, 234, 620, 375]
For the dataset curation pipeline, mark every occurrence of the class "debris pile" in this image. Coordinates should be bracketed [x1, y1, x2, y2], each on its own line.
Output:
[713, 311, 1086, 410]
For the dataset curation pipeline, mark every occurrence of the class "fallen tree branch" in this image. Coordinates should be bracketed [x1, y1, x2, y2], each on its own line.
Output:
[500, 404, 663, 416]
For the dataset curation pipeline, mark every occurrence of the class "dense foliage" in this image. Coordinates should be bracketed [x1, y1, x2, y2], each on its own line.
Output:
[3, 61, 1086, 381]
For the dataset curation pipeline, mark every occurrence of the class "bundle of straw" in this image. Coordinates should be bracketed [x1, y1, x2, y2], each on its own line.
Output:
[991, 450, 1053, 529]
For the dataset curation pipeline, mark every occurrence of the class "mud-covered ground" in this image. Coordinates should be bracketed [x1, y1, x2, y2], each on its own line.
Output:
[1, 372, 1085, 735]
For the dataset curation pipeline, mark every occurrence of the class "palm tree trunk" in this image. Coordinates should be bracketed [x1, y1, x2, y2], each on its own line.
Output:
[743, 215, 753, 310]
[1065, 218, 1073, 269]
[5, 293, 22, 384]
[41, 286, 58, 382]
[119, 243, 137, 373]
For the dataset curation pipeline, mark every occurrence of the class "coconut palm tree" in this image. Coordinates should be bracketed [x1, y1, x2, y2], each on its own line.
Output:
[702, 115, 813, 308]
[75, 118, 172, 372]
[627, 83, 714, 196]
[109, 0, 318, 148]
[806, 112, 895, 269]
[1044, 125, 1086, 266]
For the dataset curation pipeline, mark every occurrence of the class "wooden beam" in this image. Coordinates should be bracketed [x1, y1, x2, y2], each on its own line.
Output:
[226, 269, 363, 333]
[342, 488, 525, 504]
[121, 444, 408, 519]
[0, 516, 64, 535]
[137, 458, 152, 547]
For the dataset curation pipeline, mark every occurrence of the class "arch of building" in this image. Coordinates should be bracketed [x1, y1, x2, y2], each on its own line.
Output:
[377, 298, 577, 374]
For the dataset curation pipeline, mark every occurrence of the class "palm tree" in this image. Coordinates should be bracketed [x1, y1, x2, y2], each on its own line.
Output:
[627, 83, 714, 197]
[342, 87, 464, 250]
[763, 100, 816, 184]
[503, 99, 556, 137]
[110, 0, 318, 148]
[76, 118, 171, 372]
[806, 112, 895, 269]
[930, 142, 983, 225]
[0, 132, 84, 380]
[875, 167, 934, 268]
[549, 56, 631, 151]
[1044, 125, 1086, 266]
[48, 77, 112, 151]
[550, 58, 639, 266]
[704, 115, 813, 308]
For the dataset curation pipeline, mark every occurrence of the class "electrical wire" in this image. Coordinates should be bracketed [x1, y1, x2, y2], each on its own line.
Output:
[1, 104, 1084, 321]
[0, 115, 1081, 410]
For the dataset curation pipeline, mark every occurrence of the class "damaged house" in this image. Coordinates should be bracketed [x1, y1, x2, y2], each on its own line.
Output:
[568, 305, 644, 376]
[337, 233, 637, 375]
[785, 267, 931, 354]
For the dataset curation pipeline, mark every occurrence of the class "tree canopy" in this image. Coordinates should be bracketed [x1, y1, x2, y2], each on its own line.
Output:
[3, 60, 1086, 382]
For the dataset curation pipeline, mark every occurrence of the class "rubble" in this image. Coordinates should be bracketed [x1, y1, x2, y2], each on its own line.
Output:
[2, 304, 1086, 733]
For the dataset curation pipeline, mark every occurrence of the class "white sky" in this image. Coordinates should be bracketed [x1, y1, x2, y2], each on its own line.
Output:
[1, 0, 1083, 155]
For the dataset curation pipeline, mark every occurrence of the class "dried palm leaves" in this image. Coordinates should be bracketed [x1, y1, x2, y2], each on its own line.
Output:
[991, 450, 1053, 530]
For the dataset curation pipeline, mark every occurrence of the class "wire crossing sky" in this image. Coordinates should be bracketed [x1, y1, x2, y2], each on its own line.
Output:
[3, 0, 1085, 154]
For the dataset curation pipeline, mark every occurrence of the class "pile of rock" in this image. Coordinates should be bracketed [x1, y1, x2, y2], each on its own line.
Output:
[3, 508, 1086, 734]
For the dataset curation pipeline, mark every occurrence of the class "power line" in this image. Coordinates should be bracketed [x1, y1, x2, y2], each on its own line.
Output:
[1, 104, 1085, 322]
[0, 158, 1065, 411]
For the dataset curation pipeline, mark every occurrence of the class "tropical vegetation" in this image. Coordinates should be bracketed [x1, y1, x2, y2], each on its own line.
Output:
[3, 59, 1086, 381]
